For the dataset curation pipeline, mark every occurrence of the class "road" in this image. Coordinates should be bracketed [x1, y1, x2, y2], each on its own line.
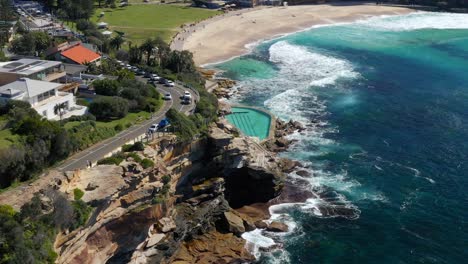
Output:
[57, 79, 198, 172]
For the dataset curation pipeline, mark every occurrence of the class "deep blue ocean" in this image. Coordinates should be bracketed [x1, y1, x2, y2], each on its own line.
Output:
[215, 12, 468, 264]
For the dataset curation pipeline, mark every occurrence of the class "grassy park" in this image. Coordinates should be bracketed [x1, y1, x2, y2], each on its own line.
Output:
[93, 4, 221, 44]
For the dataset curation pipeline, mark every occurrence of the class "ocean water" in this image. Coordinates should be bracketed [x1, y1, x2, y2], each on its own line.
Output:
[215, 12, 468, 264]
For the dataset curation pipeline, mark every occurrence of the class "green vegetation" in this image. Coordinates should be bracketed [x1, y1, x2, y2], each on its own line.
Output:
[92, 5, 221, 43]
[0, 128, 20, 149]
[89, 96, 129, 120]
[122, 141, 145, 152]
[0, 189, 92, 263]
[9, 31, 52, 57]
[97, 154, 125, 166]
[140, 158, 154, 169]
[73, 188, 85, 201]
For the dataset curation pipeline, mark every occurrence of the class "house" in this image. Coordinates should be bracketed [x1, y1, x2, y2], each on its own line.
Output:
[0, 59, 66, 85]
[0, 78, 87, 120]
[60, 44, 101, 66]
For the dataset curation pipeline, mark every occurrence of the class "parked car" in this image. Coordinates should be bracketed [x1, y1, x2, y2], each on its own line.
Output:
[150, 75, 160, 81]
[158, 78, 167, 84]
[144, 72, 152, 78]
[183, 91, 191, 99]
[163, 93, 172, 100]
[148, 124, 158, 133]
[136, 70, 145, 76]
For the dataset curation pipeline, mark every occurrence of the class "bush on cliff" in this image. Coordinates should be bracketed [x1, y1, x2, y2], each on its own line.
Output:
[166, 108, 198, 142]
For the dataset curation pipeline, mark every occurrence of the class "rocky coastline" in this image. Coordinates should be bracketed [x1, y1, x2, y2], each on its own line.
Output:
[45, 110, 307, 263]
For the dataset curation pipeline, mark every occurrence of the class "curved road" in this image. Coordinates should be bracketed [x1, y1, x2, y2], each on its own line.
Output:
[57, 80, 198, 172]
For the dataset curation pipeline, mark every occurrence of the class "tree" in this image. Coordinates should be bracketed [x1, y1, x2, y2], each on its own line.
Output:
[54, 102, 67, 122]
[89, 96, 129, 120]
[116, 69, 135, 81]
[167, 50, 196, 74]
[110, 35, 124, 50]
[92, 79, 120, 96]
[9, 31, 51, 56]
[129, 46, 142, 64]
[140, 38, 156, 66]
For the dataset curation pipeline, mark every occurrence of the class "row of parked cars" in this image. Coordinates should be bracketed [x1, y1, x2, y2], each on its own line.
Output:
[115, 60, 192, 104]
[116, 60, 175, 86]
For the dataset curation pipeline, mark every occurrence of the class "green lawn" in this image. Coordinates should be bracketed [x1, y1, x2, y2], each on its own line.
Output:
[92, 4, 221, 44]
[0, 129, 20, 149]
[64, 111, 152, 130]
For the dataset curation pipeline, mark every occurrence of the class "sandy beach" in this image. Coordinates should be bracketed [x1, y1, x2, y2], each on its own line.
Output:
[172, 3, 414, 66]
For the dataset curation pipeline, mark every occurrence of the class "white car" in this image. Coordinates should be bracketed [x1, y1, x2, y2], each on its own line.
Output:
[165, 80, 175, 87]
[148, 124, 158, 133]
[183, 91, 191, 99]
[163, 93, 172, 100]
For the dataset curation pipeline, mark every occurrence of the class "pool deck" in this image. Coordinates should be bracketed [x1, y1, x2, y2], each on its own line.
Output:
[229, 104, 276, 142]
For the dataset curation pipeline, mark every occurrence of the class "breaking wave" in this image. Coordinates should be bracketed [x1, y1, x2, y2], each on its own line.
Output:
[358, 12, 468, 31]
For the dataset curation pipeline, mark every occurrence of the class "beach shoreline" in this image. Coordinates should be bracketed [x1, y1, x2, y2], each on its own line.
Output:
[172, 3, 415, 66]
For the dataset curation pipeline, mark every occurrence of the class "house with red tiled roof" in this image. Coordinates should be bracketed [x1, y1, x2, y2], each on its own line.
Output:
[60, 44, 101, 66]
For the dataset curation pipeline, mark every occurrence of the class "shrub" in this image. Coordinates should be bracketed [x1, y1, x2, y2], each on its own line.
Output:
[114, 123, 124, 132]
[65, 113, 96, 122]
[161, 184, 171, 195]
[73, 188, 85, 201]
[166, 108, 198, 142]
[71, 200, 92, 229]
[93, 79, 120, 96]
[97, 155, 124, 166]
[132, 141, 145, 151]
[89, 96, 129, 120]
[161, 175, 171, 185]
[126, 152, 142, 163]
[151, 196, 165, 205]
[121, 142, 144, 152]
[140, 158, 154, 169]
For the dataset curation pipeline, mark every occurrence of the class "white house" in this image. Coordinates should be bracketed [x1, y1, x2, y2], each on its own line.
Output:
[0, 78, 87, 120]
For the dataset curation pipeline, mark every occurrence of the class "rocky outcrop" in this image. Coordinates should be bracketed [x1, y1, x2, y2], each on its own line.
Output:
[263, 118, 306, 152]
[267, 221, 289, 233]
[222, 211, 245, 235]
[207, 126, 286, 208]
[171, 231, 254, 264]
[212, 78, 237, 99]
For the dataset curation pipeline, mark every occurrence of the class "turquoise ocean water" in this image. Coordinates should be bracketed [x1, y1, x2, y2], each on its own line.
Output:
[215, 12, 468, 264]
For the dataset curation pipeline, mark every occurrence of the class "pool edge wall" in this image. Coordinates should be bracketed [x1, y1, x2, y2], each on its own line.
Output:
[227, 104, 276, 142]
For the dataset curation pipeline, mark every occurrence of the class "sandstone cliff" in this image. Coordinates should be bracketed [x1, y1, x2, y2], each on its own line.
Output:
[54, 120, 289, 263]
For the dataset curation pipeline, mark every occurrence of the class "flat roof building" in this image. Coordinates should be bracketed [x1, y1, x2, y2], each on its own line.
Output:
[0, 59, 66, 85]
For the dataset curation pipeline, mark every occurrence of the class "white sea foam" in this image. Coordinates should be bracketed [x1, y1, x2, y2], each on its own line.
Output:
[242, 229, 277, 259]
[358, 12, 468, 31]
[269, 41, 359, 87]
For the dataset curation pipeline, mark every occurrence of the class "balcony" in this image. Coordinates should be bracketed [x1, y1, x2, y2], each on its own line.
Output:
[44, 71, 66, 82]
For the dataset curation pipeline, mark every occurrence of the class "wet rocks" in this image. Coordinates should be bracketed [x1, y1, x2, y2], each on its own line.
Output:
[254, 220, 268, 229]
[267, 221, 289, 233]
